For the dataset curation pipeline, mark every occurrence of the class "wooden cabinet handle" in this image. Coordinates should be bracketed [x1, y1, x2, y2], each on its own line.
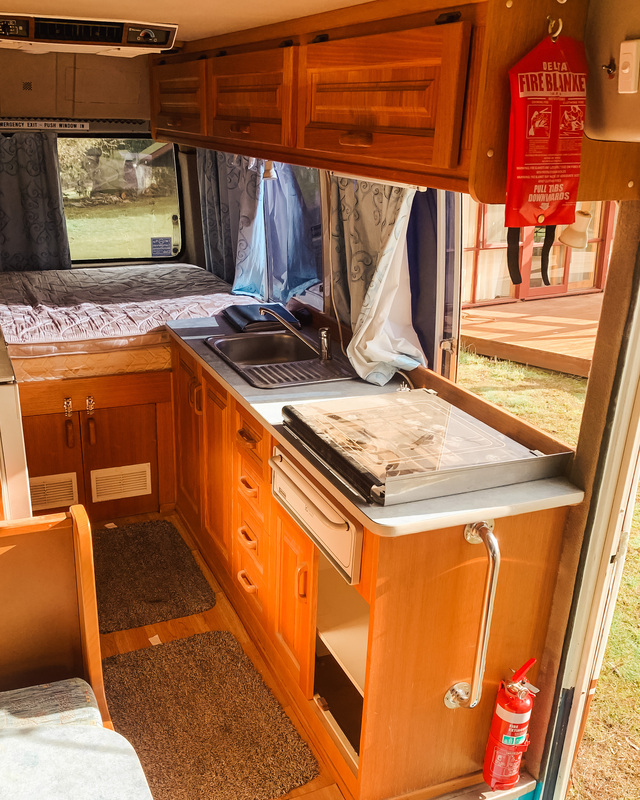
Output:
[65, 418, 75, 448]
[194, 383, 203, 416]
[238, 526, 257, 550]
[187, 377, 197, 408]
[296, 563, 308, 599]
[239, 475, 259, 498]
[236, 428, 258, 450]
[166, 117, 183, 128]
[338, 131, 373, 147]
[230, 122, 251, 135]
[87, 417, 97, 446]
[237, 569, 258, 594]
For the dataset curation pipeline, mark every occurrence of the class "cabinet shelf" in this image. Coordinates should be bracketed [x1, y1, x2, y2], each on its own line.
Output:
[316, 555, 369, 696]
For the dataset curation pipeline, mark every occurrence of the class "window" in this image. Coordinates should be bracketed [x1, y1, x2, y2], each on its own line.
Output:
[462, 197, 616, 305]
[57, 138, 182, 262]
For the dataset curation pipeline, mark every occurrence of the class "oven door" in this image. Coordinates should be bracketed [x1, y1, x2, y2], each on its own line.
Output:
[270, 447, 362, 585]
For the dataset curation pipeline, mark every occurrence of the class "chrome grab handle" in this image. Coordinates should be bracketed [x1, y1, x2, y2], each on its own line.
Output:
[269, 454, 350, 531]
[444, 521, 501, 710]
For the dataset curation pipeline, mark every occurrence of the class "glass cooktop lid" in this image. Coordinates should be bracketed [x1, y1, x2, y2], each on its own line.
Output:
[282, 389, 538, 485]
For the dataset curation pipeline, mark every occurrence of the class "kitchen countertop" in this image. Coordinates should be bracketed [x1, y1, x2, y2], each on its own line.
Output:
[167, 317, 585, 536]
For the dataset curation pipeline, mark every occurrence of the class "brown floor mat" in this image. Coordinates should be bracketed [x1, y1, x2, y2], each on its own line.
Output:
[93, 519, 216, 634]
[103, 631, 319, 800]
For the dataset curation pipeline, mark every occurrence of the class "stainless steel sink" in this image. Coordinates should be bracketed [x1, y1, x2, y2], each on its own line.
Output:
[205, 331, 354, 389]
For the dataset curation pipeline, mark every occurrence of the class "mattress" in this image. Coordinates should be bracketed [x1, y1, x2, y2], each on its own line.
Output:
[0, 264, 257, 381]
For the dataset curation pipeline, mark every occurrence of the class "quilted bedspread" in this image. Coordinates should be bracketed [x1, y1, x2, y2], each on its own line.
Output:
[0, 264, 257, 344]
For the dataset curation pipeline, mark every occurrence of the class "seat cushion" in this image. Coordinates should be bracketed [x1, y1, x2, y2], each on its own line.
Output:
[0, 724, 153, 799]
[0, 677, 102, 729]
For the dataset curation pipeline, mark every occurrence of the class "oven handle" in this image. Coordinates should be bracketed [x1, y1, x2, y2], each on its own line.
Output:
[269, 454, 350, 531]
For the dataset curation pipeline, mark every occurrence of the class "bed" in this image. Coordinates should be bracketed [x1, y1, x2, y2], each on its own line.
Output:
[0, 264, 256, 382]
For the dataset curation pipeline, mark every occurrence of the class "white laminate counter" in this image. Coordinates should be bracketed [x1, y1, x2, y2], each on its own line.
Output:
[167, 318, 585, 536]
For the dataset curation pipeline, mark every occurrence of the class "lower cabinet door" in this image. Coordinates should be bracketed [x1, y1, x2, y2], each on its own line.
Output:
[23, 412, 86, 513]
[272, 504, 318, 696]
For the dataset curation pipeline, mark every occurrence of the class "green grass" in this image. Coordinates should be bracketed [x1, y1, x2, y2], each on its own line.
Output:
[64, 196, 179, 261]
[458, 350, 587, 447]
[457, 350, 640, 800]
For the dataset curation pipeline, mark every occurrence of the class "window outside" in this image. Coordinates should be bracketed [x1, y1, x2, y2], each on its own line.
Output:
[57, 138, 182, 262]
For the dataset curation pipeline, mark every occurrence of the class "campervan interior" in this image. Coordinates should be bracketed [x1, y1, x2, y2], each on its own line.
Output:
[1, 1, 640, 800]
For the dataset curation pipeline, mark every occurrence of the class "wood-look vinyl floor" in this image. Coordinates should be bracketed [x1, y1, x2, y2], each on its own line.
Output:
[98, 511, 345, 800]
[460, 293, 603, 377]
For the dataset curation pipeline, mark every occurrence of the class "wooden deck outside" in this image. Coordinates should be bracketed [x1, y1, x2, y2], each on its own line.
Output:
[460, 293, 603, 378]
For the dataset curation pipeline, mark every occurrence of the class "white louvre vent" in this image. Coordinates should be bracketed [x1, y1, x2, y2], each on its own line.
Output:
[91, 463, 152, 503]
[30, 472, 78, 511]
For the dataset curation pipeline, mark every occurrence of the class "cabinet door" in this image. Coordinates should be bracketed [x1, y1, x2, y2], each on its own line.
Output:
[22, 412, 85, 513]
[272, 503, 318, 695]
[172, 346, 202, 535]
[208, 47, 296, 149]
[80, 404, 159, 521]
[298, 23, 471, 170]
[151, 58, 209, 138]
[202, 371, 231, 568]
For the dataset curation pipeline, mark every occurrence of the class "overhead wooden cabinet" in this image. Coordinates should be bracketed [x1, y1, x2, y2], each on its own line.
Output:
[150, 58, 209, 139]
[297, 23, 471, 171]
[208, 47, 297, 150]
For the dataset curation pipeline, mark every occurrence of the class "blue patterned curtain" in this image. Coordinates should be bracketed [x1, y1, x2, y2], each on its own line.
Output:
[197, 150, 267, 295]
[329, 176, 424, 385]
[0, 132, 71, 272]
[263, 163, 321, 303]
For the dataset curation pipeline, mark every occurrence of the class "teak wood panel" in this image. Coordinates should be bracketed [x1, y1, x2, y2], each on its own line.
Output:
[0, 507, 109, 724]
[357, 507, 567, 800]
[23, 412, 86, 507]
[272, 502, 318, 698]
[208, 47, 296, 149]
[297, 23, 471, 170]
[18, 372, 171, 417]
[151, 58, 209, 139]
[80, 404, 159, 521]
[202, 370, 232, 568]
[172, 345, 202, 536]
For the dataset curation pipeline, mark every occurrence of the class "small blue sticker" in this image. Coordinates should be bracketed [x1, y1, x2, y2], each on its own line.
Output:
[151, 237, 172, 257]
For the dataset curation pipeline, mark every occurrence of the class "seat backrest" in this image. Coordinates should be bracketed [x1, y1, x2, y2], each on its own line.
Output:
[0, 505, 109, 723]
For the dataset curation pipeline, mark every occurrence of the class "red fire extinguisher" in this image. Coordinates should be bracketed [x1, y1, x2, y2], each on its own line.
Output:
[483, 658, 539, 791]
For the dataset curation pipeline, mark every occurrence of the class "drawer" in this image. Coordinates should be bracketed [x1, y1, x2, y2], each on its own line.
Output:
[234, 546, 267, 623]
[235, 456, 267, 519]
[233, 405, 270, 476]
[234, 502, 268, 576]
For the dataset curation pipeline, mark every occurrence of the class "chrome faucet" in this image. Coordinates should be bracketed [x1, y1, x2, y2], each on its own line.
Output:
[258, 307, 332, 361]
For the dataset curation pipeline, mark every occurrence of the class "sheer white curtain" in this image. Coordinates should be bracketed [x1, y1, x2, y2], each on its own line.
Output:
[329, 175, 425, 385]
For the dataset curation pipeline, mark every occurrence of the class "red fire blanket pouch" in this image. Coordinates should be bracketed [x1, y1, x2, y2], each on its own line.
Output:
[505, 34, 588, 285]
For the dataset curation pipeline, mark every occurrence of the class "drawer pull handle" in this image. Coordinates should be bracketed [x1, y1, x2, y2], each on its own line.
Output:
[238, 525, 257, 550]
[230, 122, 251, 135]
[187, 377, 198, 408]
[65, 419, 75, 449]
[87, 417, 97, 446]
[237, 569, 258, 594]
[269, 455, 350, 531]
[237, 428, 258, 449]
[296, 563, 308, 599]
[444, 521, 501, 710]
[166, 117, 183, 128]
[194, 383, 203, 416]
[338, 131, 373, 147]
[239, 475, 259, 498]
